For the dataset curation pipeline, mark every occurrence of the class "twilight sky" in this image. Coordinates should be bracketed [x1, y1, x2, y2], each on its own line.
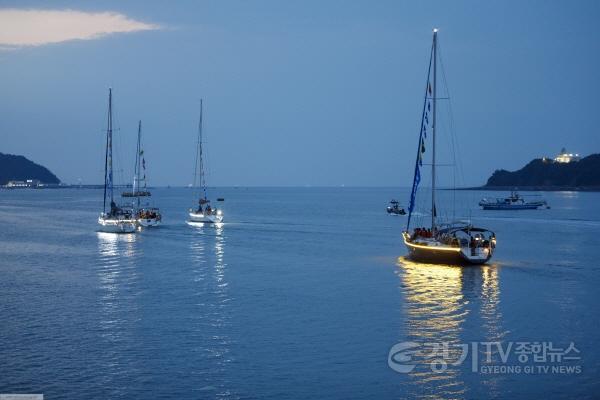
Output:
[0, 0, 598, 186]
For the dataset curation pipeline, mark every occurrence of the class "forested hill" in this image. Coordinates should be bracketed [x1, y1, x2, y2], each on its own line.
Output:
[484, 154, 600, 189]
[0, 152, 60, 185]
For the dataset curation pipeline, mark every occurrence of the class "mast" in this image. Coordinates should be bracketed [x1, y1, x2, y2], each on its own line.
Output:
[431, 29, 438, 230]
[102, 90, 109, 214]
[198, 99, 207, 200]
[103, 88, 114, 214]
[134, 120, 142, 208]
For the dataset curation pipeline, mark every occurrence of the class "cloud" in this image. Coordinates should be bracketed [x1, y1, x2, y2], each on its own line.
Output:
[0, 9, 160, 48]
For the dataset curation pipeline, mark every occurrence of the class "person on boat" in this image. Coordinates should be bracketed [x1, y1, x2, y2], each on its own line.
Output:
[109, 201, 119, 217]
[206, 205, 212, 214]
[412, 228, 421, 240]
[452, 236, 460, 247]
[197, 200, 203, 214]
[469, 237, 477, 255]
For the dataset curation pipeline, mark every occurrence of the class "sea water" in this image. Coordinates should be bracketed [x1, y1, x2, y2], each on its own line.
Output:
[0, 188, 598, 399]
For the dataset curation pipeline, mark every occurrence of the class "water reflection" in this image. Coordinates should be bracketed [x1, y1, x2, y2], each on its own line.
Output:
[189, 224, 234, 398]
[396, 258, 505, 399]
[95, 232, 142, 392]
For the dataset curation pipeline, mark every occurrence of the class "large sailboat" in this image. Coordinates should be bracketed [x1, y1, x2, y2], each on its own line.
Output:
[98, 88, 137, 233]
[402, 29, 496, 265]
[187, 99, 223, 224]
[130, 120, 162, 227]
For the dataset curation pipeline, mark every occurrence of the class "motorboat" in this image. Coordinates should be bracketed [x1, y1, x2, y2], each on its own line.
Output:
[387, 199, 406, 215]
[479, 191, 549, 210]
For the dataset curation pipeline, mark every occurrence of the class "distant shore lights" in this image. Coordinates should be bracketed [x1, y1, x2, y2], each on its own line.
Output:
[554, 148, 581, 163]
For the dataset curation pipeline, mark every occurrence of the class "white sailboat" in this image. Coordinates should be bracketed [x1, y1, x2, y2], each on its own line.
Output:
[131, 120, 162, 227]
[402, 29, 496, 265]
[187, 99, 223, 224]
[98, 88, 137, 233]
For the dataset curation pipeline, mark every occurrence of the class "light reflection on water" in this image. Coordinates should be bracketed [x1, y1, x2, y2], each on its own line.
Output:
[396, 258, 506, 399]
[189, 224, 236, 399]
[95, 232, 142, 396]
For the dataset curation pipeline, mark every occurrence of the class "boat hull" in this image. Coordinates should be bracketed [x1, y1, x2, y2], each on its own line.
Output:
[98, 217, 137, 233]
[137, 218, 161, 227]
[188, 212, 223, 224]
[402, 232, 493, 265]
[387, 208, 406, 215]
[480, 203, 543, 210]
[404, 244, 491, 265]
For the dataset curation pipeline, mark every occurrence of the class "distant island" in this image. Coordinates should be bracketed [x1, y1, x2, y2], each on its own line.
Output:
[482, 150, 600, 191]
[0, 152, 60, 187]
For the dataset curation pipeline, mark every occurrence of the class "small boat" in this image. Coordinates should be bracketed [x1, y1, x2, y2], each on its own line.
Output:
[98, 88, 136, 233]
[121, 190, 151, 197]
[137, 207, 162, 227]
[188, 99, 224, 224]
[387, 199, 406, 215]
[402, 29, 496, 265]
[130, 120, 162, 227]
[479, 191, 548, 210]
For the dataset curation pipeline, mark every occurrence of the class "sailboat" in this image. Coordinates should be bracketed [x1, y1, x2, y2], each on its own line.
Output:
[98, 88, 137, 233]
[188, 99, 223, 224]
[402, 29, 496, 265]
[130, 120, 162, 227]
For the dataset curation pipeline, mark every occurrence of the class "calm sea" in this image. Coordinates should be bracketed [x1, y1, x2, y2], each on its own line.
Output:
[0, 187, 598, 399]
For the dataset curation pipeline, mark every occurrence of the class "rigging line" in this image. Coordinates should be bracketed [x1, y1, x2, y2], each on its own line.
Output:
[438, 43, 466, 187]
[111, 91, 128, 194]
[438, 40, 467, 219]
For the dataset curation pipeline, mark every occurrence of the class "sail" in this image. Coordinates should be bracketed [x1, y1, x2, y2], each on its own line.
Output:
[407, 43, 434, 230]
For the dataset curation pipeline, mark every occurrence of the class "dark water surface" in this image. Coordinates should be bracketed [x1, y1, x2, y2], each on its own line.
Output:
[0, 188, 598, 399]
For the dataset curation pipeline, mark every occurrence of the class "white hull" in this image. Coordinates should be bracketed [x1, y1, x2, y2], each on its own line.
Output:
[98, 216, 137, 233]
[188, 211, 223, 224]
[137, 218, 161, 227]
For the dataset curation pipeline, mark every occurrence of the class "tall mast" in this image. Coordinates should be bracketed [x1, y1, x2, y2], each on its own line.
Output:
[104, 88, 114, 213]
[134, 120, 142, 208]
[198, 99, 207, 200]
[431, 29, 438, 230]
[103, 90, 109, 214]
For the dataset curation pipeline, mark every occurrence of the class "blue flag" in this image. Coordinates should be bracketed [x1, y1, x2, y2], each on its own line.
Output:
[409, 167, 421, 213]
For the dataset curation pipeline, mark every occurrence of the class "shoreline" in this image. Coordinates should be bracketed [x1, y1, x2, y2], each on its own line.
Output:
[456, 186, 600, 192]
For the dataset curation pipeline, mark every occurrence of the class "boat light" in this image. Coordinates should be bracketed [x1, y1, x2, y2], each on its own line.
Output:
[402, 236, 461, 252]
